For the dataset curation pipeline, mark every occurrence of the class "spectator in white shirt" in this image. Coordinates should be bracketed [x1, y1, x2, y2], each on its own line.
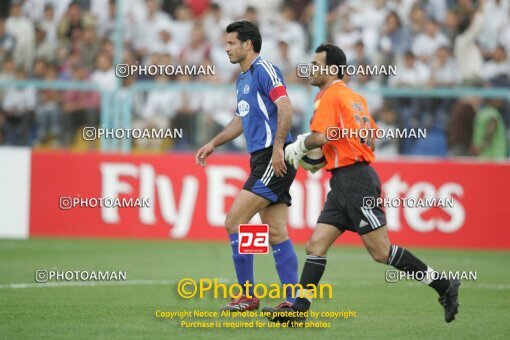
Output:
[95, 0, 115, 40]
[34, 25, 55, 63]
[34, 64, 62, 146]
[21, 0, 71, 23]
[5, 2, 35, 71]
[38, 4, 58, 48]
[424, 0, 448, 23]
[374, 107, 399, 158]
[482, 45, 510, 86]
[202, 3, 232, 48]
[412, 19, 449, 63]
[133, 74, 183, 151]
[0, 59, 16, 103]
[90, 53, 117, 92]
[498, 6, 510, 53]
[214, 0, 246, 20]
[2, 68, 36, 145]
[179, 23, 211, 67]
[478, 0, 510, 55]
[169, 5, 195, 51]
[134, 0, 173, 59]
[409, 4, 428, 37]
[377, 11, 411, 66]
[149, 25, 181, 58]
[275, 5, 307, 62]
[139, 75, 182, 123]
[270, 39, 299, 83]
[332, 16, 361, 62]
[243, 6, 259, 25]
[0, 18, 16, 66]
[428, 46, 461, 87]
[389, 51, 430, 87]
[443, 9, 459, 41]
[454, 6, 485, 85]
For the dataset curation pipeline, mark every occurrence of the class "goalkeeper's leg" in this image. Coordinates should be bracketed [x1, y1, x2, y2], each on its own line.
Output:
[361, 226, 460, 322]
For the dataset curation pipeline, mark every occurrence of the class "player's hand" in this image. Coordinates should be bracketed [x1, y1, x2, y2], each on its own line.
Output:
[272, 147, 287, 177]
[195, 143, 215, 167]
[284, 133, 310, 169]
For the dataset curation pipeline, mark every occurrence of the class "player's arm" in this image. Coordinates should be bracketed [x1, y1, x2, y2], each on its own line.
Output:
[272, 96, 293, 177]
[256, 63, 292, 177]
[284, 131, 327, 168]
[304, 132, 328, 149]
[195, 116, 243, 167]
[285, 93, 336, 168]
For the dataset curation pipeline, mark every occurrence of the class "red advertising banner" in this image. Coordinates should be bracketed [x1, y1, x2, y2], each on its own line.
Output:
[29, 151, 510, 249]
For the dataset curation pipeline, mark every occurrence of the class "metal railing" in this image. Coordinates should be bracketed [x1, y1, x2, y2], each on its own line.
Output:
[1, 79, 509, 152]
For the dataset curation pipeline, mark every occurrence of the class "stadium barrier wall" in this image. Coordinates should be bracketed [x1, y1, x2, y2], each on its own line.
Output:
[0, 147, 31, 239]
[0, 148, 509, 249]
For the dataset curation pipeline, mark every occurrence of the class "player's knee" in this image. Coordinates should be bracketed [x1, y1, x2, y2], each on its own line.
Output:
[305, 239, 327, 256]
[269, 227, 288, 245]
[224, 212, 238, 233]
[370, 249, 389, 264]
[269, 234, 287, 245]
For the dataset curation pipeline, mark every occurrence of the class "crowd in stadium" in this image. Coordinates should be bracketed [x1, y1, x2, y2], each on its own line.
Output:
[0, 0, 508, 159]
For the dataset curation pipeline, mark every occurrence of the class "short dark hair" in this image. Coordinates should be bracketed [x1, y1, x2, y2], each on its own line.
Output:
[226, 21, 262, 53]
[315, 43, 347, 79]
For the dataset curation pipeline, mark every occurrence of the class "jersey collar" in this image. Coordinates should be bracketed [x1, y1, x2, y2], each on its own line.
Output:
[331, 79, 346, 86]
[241, 55, 261, 75]
[317, 79, 346, 98]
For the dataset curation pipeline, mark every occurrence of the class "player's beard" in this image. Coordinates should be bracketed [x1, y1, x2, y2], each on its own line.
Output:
[228, 54, 242, 64]
[310, 75, 323, 87]
[227, 54, 237, 64]
[228, 50, 245, 64]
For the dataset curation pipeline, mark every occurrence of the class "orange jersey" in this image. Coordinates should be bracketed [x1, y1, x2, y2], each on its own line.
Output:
[310, 80, 377, 170]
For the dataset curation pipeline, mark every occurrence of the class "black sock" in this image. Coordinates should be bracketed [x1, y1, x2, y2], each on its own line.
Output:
[293, 255, 326, 311]
[387, 245, 450, 296]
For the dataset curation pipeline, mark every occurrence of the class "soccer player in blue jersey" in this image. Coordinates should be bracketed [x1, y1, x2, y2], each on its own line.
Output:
[195, 21, 298, 311]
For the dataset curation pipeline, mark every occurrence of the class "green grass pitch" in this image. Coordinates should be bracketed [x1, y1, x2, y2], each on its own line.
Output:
[1, 238, 509, 339]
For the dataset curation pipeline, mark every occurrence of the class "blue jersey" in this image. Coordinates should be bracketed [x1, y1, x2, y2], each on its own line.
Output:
[235, 56, 293, 153]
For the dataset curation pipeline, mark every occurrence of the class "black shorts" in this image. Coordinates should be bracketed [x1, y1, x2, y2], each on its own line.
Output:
[317, 162, 387, 235]
[242, 146, 297, 206]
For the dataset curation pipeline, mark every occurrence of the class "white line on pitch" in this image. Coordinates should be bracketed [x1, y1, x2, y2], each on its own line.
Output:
[355, 281, 510, 290]
[0, 278, 230, 289]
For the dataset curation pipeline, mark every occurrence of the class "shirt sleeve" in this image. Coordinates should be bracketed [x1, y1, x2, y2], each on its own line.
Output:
[310, 94, 337, 135]
[256, 62, 288, 102]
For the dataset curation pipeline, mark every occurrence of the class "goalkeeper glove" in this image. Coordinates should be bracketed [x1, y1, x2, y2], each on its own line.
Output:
[285, 133, 310, 169]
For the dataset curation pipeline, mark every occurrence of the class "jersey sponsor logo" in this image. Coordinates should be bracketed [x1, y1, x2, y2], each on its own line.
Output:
[243, 84, 250, 94]
[238, 224, 269, 254]
[236, 100, 250, 117]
